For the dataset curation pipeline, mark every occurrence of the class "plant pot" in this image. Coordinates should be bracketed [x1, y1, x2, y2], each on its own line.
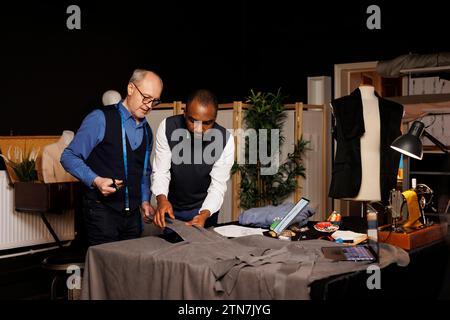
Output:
[14, 182, 78, 213]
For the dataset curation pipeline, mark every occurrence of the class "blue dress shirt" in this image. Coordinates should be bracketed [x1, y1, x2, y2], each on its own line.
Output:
[61, 101, 152, 202]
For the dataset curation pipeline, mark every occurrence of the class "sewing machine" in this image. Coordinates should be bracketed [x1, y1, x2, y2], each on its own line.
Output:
[379, 185, 447, 250]
[385, 184, 434, 233]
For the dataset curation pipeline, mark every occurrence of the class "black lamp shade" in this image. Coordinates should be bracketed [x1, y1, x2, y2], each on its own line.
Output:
[390, 121, 424, 160]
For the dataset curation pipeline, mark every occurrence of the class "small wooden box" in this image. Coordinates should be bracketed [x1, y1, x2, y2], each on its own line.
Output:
[379, 223, 448, 250]
[14, 181, 77, 213]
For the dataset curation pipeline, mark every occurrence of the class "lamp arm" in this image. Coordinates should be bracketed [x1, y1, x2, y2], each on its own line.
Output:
[422, 130, 449, 154]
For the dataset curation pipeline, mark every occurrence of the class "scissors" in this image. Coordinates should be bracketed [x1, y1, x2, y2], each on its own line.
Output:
[111, 178, 118, 191]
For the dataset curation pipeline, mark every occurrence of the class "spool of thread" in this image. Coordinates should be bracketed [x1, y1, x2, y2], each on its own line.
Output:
[412, 178, 417, 189]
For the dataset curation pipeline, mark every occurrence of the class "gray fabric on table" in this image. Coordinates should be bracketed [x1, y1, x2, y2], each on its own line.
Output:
[165, 218, 226, 242]
[210, 243, 318, 299]
[238, 203, 316, 228]
[81, 220, 409, 300]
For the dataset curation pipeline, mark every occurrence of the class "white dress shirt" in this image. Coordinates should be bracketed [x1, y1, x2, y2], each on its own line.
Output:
[151, 118, 235, 216]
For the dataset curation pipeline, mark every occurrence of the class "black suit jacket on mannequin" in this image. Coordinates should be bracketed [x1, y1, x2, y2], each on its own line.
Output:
[328, 88, 404, 204]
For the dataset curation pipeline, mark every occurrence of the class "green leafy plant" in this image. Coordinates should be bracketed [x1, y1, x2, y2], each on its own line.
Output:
[232, 89, 309, 209]
[0, 146, 39, 182]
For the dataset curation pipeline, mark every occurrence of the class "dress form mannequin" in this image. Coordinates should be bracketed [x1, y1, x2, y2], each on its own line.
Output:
[329, 84, 404, 213]
[42, 130, 78, 183]
[348, 85, 381, 202]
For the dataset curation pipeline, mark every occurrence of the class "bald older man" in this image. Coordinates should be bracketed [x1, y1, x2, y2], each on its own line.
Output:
[61, 69, 163, 245]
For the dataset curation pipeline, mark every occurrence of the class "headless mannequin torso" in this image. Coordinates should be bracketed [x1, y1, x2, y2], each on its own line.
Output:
[62, 130, 74, 146]
[347, 85, 381, 201]
[329, 84, 404, 211]
[42, 130, 78, 183]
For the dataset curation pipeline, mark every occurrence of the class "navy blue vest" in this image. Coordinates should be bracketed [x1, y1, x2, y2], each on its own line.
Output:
[85, 105, 150, 212]
[165, 115, 229, 211]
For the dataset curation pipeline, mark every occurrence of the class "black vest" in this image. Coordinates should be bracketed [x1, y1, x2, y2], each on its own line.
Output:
[328, 88, 404, 204]
[85, 105, 150, 212]
[165, 115, 229, 211]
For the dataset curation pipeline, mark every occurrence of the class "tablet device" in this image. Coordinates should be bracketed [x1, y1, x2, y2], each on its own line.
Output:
[271, 197, 310, 235]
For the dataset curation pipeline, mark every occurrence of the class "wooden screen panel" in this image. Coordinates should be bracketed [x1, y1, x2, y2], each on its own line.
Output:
[216, 107, 234, 223]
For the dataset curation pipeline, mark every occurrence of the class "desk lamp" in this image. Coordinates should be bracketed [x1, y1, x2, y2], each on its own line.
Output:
[390, 120, 449, 230]
[391, 120, 449, 159]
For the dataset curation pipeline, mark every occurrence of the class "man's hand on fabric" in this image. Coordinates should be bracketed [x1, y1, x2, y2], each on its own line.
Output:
[154, 195, 175, 228]
[186, 210, 210, 228]
[141, 201, 155, 224]
[93, 176, 123, 196]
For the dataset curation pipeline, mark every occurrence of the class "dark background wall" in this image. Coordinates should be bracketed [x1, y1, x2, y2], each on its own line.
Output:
[1, 0, 450, 135]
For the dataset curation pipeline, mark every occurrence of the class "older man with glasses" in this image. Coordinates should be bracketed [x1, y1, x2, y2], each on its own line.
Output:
[61, 69, 163, 246]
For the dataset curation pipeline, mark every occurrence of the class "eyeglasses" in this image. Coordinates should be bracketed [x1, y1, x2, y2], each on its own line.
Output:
[132, 82, 161, 106]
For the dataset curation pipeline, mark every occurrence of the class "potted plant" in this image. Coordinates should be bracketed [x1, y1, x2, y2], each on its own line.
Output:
[232, 89, 310, 210]
[1, 146, 74, 213]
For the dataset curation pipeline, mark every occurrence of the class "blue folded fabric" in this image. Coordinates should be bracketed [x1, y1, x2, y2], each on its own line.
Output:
[239, 203, 315, 228]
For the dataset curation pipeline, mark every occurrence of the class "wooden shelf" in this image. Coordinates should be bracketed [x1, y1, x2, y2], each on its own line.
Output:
[410, 171, 450, 176]
[400, 66, 450, 74]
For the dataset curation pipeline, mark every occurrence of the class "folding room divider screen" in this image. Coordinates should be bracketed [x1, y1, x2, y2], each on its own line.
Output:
[147, 101, 329, 223]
